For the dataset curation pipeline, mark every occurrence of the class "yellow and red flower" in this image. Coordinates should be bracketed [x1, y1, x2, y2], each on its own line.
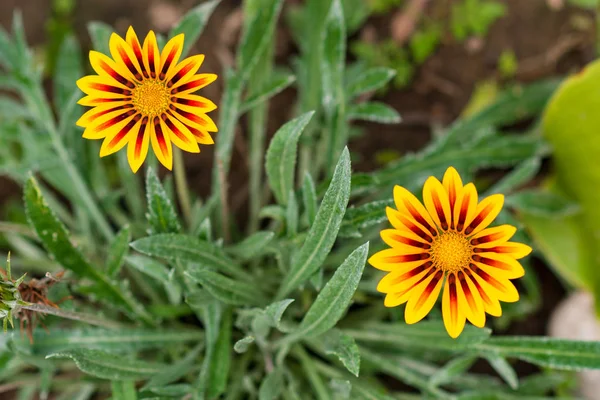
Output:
[76, 27, 217, 172]
[369, 167, 531, 338]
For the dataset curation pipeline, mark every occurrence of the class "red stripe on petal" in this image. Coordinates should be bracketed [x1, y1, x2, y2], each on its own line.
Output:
[154, 119, 168, 156]
[415, 270, 443, 310]
[99, 60, 134, 88]
[465, 202, 495, 235]
[88, 104, 133, 123]
[457, 271, 478, 311]
[117, 45, 141, 80]
[108, 116, 138, 149]
[457, 192, 471, 231]
[389, 233, 431, 250]
[175, 107, 208, 126]
[89, 97, 131, 105]
[134, 118, 148, 158]
[399, 215, 434, 243]
[448, 274, 458, 324]
[160, 46, 177, 79]
[171, 77, 208, 94]
[95, 113, 130, 132]
[470, 264, 505, 292]
[164, 118, 189, 144]
[402, 200, 437, 237]
[168, 61, 195, 88]
[148, 45, 156, 77]
[465, 269, 493, 305]
[472, 255, 511, 271]
[432, 192, 448, 231]
[174, 97, 209, 108]
[385, 254, 431, 263]
[471, 231, 506, 246]
[90, 83, 131, 95]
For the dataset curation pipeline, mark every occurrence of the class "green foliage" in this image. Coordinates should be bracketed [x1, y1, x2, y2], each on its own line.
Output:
[0, 3, 595, 400]
[451, 0, 507, 41]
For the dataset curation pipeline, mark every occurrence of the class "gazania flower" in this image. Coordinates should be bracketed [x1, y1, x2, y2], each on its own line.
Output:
[369, 167, 531, 338]
[76, 27, 217, 172]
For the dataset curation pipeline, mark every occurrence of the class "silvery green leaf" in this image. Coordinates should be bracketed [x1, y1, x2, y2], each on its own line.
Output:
[234, 336, 255, 353]
[145, 168, 181, 235]
[302, 172, 318, 226]
[106, 226, 130, 277]
[87, 21, 112, 54]
[484, 355, 518, 390]
[347, 102, 401, 124]
[346, 67, 396, 99]
[226, 231, 274, 261]
[240, 70, 296, 114]
[258, 370, 284, 400]
[169, 0, 220, 56]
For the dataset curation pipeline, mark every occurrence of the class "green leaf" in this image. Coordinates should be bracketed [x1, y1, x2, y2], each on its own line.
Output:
[346, 67, 396, 99]
[87, 21, 112, 54]
[206, 309, 232, 398]
[106, 226, 131, 277]
[485, 158, 541, 195]
[240, 71, 296, 114]
[111, 381, 137, 400]
[286, 191, 299, 237]
[339, 199, 393, 238]
[196, 298, 222, 397]
[290, 242, 368, 340]
[53, 34, 82, 112]
[146, 168, 181, 235]
[484, 355, 518, 390]
[185, 266, 266, 306]
[234, 336, 255, 353]
[259, 370, 284, 400]
[125, 254, 169, 283]
[265, 112, 315, 205]
[277, 148, 352, 298]
[322, 330, 361, 377]
[428, 354, 478, 388]
[47, 349, 166, 381]
[131, 233, 251, 281]
[302, 172, 318, 226]
[226, 231, 274, 261]
[345, 321, 491, 352]
[24, 177, 153, 324]
[263, 299, 295, 328]
[347, 102, 401, 124]
[10, 328, 202, 356]
[507, 190, 579, 217]
[475, 336, 600, 370]
[146, 384, 191, 397]
[143, 344, 203, 389]
[237, 0, 284, 80]
[169, 0, 220, 56]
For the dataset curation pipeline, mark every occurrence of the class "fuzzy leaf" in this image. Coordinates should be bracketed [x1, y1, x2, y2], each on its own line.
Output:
[54, 34, 82, 112]
[143, 344, 203, 389]
[346, 67, 396, 99]
[323, 330, 361, 377]
[206, 309, 232, 398]
[507, 190, 579, 217]
[259, 370, 284, 400]
[277, 148, 352, 298]
[265, 112, 315, 205]
[106, 226, 131, 277]
[292, 242, 368, 340]
[240, 70, 296, 114]
[226, 231, 274, 261]
[185, 266, 266, 306]
[429, 354, 478, 388]
[131, 233, 251, 281]
[339, 199, 393, 238]
[234, 336, 255, 353]
[87, 21, 112, 55]
[485, 158, 541, 195]
[347, 102, 401, 124]
[169, 0, 220, 56]
[47, 349, 166, 381]
[484, 355, 518, 390]
[146, 168, 181, 235]
[302, 172, 318, 226]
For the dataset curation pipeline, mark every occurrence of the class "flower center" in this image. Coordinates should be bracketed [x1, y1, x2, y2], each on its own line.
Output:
[131, 79, 170, 117]
[429, 231, 472, 272]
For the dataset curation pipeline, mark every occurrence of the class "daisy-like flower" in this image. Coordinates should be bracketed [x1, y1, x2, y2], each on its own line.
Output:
[369, 167, 532, 338]
[76, 27, 217, 172]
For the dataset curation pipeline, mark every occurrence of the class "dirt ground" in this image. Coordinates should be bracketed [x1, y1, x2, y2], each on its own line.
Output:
[0, 0, 596, 390]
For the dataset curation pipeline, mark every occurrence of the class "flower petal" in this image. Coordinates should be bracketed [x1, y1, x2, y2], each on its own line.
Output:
[127, 117, 150, 173]
[171, 94, 217, 113]
[89, 50, 135, 89]
[170, 106, 218, 132]
[464, 268, 502, 317]
[100, 114, 140, 157]
[394, 185, 439, 238]
[454, 182, 478, 233]
[472, 253, 525, 279]
[78, 96, 129, 107]
[386, 207, 435, 244]
[383, 266, 436, 307]
[166, 54, 204, 87]
[380, 229, 432, 253]
[404, 269, 444, 324]
[82, 108, 134, 139]
[442, 273, 466, 338]
[368, 248, 430, 272]
[125, 27, 146, 81]
[76, 103, 134, 127]
[423, 176, 452, 231]
[468, 264, 519, 303]
[77, 76, 132, 98]
[142, 31, 161, 80]
[475, 242, 532, 259]
[377, 263, 434, 294]
[159, 34, 184, 81]
[456, 270, 486, 328]
[470, 225, 517, 247]
[464, 194, 504, 236]
[150, 116, 173, 170]
[171, 73, 217, 95]
[109, 31, 144, 82]
[164, 113, 200, 153]
[442, 166, 463, 228]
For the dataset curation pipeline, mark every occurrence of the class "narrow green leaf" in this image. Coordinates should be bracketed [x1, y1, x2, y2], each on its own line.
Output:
[329, 379, 351, 399]
[259, 370, 284, 400]
[475, 336, 600, 370]
[266, 112, 315, 205]
[240, 71, 296, 114]
[146, 168, 181, 235]
[205, 308, 232, 398]
[302, 172, 318, 226]
[106, 226, 131, 277]
[147, 384, 191, 397]
[237, 0, 284, 80]
[507, 190, 579, 217]
[54, 34, 82, 112]
[111, 381, 137, 400]
[234, 336, 255, 353]
[143, 344, 203, 389]
[87, 21, 112, 54]
[10, 328, 202, 356]
[428, 354, 478, 388]
[277, 148, 352, 298]
[322, 330, 361, 377]
[226, 231, 274, 261]
[347, 102, 401, 124]
[346, 67, 396, 99]
[485, 158, 541, 195]
[125, 254, 169, 283]
[264, 299, 295, 328]
[131, 233, 251, 280]
[47, 349, 166, 381]
[339, 199, 393, 238]
[484, 355, 518, 390]
[185, 266, 266, 306]
[290, 242, 368, 340]
[286, 191, 299, 237]
[24, 177, 152, 324]
[345, 321, 491, 352]
[169, 0, 221, 56]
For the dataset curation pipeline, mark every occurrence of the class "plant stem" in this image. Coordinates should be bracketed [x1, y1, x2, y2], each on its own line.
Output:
[173, 148, 193, 226]
[293, 346, 332, 400]
[28, 85, 114, 241]
[18, 303, 122, 329]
